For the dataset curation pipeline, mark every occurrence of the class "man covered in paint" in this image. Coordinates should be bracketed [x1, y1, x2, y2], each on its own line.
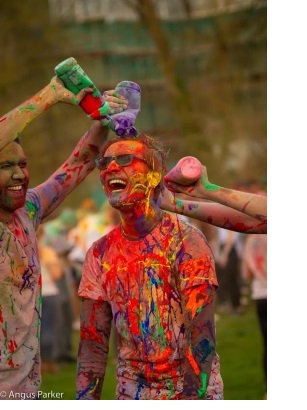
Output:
[0, 76, 127, 399]
[76, 133, 222, 399]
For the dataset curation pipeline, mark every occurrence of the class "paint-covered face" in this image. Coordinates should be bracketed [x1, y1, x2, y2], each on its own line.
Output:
[100, 140, 156, 209]
[0, 142, 30, 216]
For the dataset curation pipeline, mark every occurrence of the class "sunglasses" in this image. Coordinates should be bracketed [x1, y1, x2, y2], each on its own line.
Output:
[95, 154, 147, 170]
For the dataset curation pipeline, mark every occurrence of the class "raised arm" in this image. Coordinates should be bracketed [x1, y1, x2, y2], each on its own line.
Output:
[35, 121, 109, 219]
[164, 165, 267, 225]
[0, 76, 93, 150]
[30, 85, 127, 219]
[160, 188, 267, 234]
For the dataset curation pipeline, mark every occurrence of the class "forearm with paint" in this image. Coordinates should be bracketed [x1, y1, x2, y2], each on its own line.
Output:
[76, 298, 112, 400]
[37, 122, 109, 219]
[182, 288, 217, 399]
[162, 195, 266, 233]
[200, 185, 267, 223]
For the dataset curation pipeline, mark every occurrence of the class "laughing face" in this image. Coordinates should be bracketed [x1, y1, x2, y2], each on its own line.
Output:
[0, 142, 30, 218]
[99, 140, 154, 210]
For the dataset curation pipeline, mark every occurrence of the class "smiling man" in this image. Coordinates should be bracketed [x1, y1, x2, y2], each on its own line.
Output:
[0, 76, 127, 399]
[76, 133, 223, 400]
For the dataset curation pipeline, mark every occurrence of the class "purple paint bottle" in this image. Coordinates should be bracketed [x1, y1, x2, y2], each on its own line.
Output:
[108, 81, 141, 137]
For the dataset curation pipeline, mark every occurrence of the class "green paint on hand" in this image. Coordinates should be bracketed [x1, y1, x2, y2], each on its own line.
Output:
[201, 175, 220, 191]
[198, 372, 208, 398]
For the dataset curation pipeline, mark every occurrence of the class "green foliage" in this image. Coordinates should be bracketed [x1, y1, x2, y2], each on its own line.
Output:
[40, 303, 266, 400]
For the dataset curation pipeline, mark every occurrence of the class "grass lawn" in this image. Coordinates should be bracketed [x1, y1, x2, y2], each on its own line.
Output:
[41, 302, 266, 400]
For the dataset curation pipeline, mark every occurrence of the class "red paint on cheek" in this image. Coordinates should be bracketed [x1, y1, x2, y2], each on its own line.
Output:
[0, 307, 3, 324]
[0, 117, 7, 123]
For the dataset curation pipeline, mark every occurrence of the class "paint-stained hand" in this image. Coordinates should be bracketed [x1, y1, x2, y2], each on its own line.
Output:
[88, 90, 128, 121]
[158, 186, 176, 210]
[50, 76, 92, 105]
[103, 90, 128, 113]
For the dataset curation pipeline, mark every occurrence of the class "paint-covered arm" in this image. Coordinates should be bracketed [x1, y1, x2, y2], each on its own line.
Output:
[160, 188, 267, 233]
[76, 298, 112, 400]
[177, 228, 218, 399]
[164, 165, 267, 224]
[36, 121, 110, 220]
[0, 76, 92, 150]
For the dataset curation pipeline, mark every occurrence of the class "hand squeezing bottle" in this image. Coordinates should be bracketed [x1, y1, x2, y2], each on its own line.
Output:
[54, 57, 110, 118]
[55, 57, 141, 136]
[107, 81, 141, 137]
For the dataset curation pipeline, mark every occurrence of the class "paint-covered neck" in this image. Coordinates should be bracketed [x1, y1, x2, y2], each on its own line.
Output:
[119, 205, 163, 241]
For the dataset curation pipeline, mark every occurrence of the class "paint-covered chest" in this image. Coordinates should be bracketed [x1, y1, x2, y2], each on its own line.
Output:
[100, 236, 180, 306]
[0, 216, 39, 288]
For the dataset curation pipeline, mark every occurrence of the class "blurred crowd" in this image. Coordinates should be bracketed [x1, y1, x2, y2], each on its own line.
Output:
[38, 198, 120, 374]
[191, 178, 267, 385]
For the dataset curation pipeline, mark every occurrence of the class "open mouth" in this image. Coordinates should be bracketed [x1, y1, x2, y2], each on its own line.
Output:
[108, 179, 127, 192]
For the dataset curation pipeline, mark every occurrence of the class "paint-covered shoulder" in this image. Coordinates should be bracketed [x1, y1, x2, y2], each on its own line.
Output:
[91, 226, 119, 257]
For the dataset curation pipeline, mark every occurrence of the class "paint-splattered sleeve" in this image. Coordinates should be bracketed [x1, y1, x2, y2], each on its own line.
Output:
[34, 122, 109, 221]
[176, 227, 218, 399]
[76, 298, 112, 400]
[25, 189, 44, 229]
[76, 243, 112, 400]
